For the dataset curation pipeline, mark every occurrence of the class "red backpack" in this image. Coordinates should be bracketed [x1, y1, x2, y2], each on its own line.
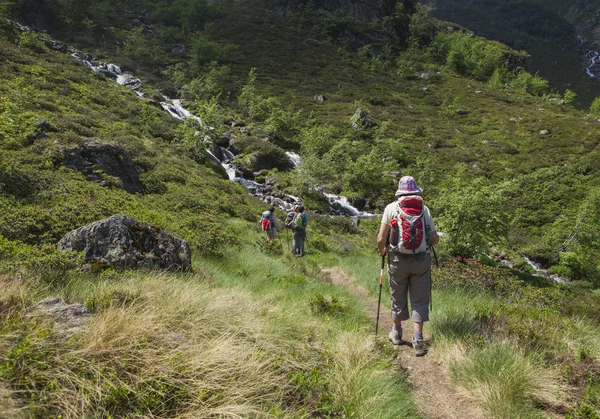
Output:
[261, 215, 271, 231]
[389, 196, 428, 255]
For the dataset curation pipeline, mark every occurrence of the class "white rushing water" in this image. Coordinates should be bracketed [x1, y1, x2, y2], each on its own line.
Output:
[286, 151, 301, 167]
[523, 257, 568, 283]
[324, 193, 373, 217]
[577, 35, 600, 79]
[15, 19, 372, 216]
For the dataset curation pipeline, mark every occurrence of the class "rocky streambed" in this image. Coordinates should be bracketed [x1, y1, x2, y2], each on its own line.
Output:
[9, 19, 373, 217]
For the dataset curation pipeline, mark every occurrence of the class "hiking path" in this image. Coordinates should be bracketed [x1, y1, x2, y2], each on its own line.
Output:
[322, 267, 484, 419]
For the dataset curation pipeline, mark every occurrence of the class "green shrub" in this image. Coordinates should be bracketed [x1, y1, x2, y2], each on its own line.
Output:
[510, 70, 549, 95]
[309, 293, 344, 315]
[436, 169, 508, 258]
[590, 97, 600, 116]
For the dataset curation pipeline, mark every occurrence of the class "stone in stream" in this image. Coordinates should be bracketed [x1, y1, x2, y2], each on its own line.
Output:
[58, 215, 192, 272]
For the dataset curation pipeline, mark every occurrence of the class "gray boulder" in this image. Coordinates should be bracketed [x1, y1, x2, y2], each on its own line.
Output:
[58, 215, 192, 272]
[62, 141, 145, 194]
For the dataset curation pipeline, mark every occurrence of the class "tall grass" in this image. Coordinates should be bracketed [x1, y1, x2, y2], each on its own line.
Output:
[3, 273, 305, 417]
[449, 342, 558, 418]
[1, 231, 420, 418]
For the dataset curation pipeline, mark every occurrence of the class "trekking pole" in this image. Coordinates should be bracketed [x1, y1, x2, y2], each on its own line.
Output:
[375, 255, 385, 337]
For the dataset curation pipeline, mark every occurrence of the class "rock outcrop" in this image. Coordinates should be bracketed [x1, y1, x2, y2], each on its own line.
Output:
[58, 215, 192, 271]
[29, 297, 89, 338]
[61, 141, 145, 194]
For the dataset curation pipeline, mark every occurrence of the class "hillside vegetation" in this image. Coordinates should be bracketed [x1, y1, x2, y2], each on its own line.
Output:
[425, 0, 600, 106]
[1, 0, 600, 417]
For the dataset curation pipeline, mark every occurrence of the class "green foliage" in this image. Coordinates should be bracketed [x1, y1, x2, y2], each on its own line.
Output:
[434, 32, 505, 81]
[564, 89, 578, 108]
[189, 32, 237, 71]
[181, 62, 232, 100]
[510, 70, 549, 95]
[309, 293, 344, 315]
[450, 342, 545, 417]
[409, 3, 438, 47]
[590, 97, 600, 116]
[436, 169, 508, 258]
[123, 27, 166, 67]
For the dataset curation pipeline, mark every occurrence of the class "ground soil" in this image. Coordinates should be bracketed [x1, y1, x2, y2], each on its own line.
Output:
[322, 267, 485, 419]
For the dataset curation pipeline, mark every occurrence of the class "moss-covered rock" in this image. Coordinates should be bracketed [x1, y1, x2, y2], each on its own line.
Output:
[234, 137, 294, 172]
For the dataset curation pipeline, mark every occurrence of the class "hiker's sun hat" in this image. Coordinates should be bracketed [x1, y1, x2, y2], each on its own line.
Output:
[395, 176, 423, 196]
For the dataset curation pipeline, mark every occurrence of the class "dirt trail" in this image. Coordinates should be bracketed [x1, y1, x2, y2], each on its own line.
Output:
[322, 267, 484, 419]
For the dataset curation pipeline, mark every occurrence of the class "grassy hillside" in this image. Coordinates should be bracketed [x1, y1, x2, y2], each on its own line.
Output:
[1, 0, 600, 417]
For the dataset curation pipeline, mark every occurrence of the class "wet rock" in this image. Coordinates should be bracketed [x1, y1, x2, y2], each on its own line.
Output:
[44, 39, 68, 52]
[172, 44, 187, 55]
[204, 150, 229, 179]
[215, 135, 231, 148]
[58, 215, 192, 272]
[117, 73, 143, 91]
[61, 141, 145, 194]
[30, 297, 89, 337]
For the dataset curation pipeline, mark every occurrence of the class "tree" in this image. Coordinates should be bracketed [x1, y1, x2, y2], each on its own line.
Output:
[589, 97, 600, 116]
[436, 167, 508, 259]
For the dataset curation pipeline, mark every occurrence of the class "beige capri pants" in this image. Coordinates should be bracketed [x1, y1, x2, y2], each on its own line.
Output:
[387, 252, 431, 323]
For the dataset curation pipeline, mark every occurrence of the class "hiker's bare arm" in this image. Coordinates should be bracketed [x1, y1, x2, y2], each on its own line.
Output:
[431, 231, 439, 246]
[377, 223, 390, 256]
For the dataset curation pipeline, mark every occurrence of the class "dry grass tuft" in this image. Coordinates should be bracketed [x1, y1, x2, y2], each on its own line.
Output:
[327, 332, 416, 418]
[448, 341, 559, 418]
[2, 273, 306, 418]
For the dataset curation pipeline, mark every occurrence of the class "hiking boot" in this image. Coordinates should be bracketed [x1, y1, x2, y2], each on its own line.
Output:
[388, 328, 402, 345]
[412, 337, 427, 357]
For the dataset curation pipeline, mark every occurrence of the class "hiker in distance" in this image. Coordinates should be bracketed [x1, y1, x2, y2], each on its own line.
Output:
[287, 205, 308, 256]
[260, 206, 278, 242]
[376, 176, 439, 357]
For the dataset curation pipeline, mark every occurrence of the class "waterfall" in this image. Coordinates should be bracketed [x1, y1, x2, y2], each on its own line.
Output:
[522, 257, 568, 283]
[286, 151, 301, 167]
[324, 193, 373, 216]
[15, 20, 374, 216]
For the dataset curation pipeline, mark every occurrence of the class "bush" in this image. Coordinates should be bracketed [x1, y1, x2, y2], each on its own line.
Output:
[436, 169, 508, 258]
[309, 293, 344, 315]
[590, 97, 600, 116]
[510, 70, 549, 95]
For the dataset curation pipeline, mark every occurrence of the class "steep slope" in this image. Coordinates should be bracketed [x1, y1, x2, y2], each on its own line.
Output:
[426, 0, 600, 106]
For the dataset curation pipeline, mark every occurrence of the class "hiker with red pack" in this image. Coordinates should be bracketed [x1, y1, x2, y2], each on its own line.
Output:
[376, 176, 439, 356]
[260, 206, 278, 242]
